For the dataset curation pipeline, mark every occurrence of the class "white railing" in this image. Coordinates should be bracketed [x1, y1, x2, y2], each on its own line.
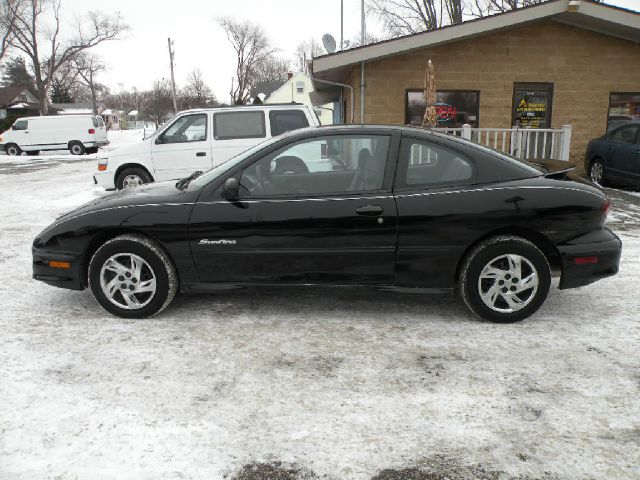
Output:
[435, 124, 572, 161]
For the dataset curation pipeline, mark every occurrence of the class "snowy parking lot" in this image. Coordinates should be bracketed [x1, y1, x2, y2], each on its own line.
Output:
[0, 149, 639, 480]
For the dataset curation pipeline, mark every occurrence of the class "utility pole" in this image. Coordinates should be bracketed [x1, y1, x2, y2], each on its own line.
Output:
[167, 37, 178, 113]
[340, 0, 344, 50]
[360, 0, 366, 123]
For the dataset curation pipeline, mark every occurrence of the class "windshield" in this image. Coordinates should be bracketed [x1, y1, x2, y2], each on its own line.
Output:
[188, 136, 283, 189]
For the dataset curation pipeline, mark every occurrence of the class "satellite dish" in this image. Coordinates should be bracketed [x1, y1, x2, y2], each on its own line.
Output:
[322, 34, 336, 54]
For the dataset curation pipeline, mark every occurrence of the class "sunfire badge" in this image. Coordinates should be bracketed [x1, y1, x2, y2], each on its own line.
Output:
[198, 239, 237, 245]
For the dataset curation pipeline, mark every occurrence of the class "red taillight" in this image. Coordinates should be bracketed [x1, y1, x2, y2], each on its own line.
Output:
[88, 128, 95, 134]
[601, 199, 610, 218]
[574, 256, 599, 265]
[321, 143, 327, 159]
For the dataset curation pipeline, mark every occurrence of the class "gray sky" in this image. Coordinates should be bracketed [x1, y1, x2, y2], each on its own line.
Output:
[56, 0, 639, 103]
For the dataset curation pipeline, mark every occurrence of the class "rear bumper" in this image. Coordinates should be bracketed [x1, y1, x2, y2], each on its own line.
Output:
[32, 247, 85, 290]
[557, 228, 621, 289]
[86, 140, 110, 147]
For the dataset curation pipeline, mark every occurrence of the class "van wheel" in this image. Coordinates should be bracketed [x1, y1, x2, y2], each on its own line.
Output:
[5, 143, 21, 156]
[459, 235, 551, 323]
[69, 141, 86, 155]
[88, 234, 178, 318]
[116, 167, 152, 190]
[26, 150, 40, 156]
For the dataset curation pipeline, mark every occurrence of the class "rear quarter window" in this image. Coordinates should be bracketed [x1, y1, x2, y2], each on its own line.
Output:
[214, 111, 266, 140]
[269, 110, 309, 136]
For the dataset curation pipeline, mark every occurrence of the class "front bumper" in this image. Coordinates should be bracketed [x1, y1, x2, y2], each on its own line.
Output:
[557, 228, 621, 289]
[93, 170, 116, 190]
[32, 247, 85, 290]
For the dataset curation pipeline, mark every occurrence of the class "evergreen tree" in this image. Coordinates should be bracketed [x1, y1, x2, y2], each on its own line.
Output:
[1, 57, 35, 92]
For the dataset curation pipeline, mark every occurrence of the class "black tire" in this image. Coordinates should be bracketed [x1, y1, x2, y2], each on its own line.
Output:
[26, 150, 40, 156]
[588, 159, 606, 186]
[116, 167, 152, 190]
[5, 143, 22, 156]
[88, 234, 178, 318]
[459, 235, 551, 323]
[69, 141, 86, 155]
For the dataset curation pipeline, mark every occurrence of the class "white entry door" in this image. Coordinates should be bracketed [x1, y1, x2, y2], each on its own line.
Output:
[151, 113, 212, 181]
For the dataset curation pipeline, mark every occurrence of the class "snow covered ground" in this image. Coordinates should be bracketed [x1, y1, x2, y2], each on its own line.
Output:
[0, 157, 638, 480]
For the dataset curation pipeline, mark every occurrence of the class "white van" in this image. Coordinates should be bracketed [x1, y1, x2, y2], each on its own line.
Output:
[0, 114, 108, 156]
[93, 104, 320, 190]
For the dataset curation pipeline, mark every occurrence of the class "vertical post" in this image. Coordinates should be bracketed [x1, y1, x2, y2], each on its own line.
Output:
[560, 124, 572, 161]
[340, 0, 344, 51]
[360, 0, 366, 124]
[461, 123, 472, 141]
[168, 37, 178, 114]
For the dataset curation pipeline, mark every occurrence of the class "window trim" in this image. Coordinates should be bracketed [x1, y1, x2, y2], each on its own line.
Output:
[394, 136, 477, 192]
[268, 109, 309, 137]
[213, 110, 266, 141]
[156, 113, 208, 145]
[607, 91, 640, 133]
[234, 133, 395, 201]
[511, 82, 554, 129]
[405, 89, 481, 127]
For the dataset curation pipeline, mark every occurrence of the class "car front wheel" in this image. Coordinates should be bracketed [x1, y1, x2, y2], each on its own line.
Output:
[460, 235, 551, 323]
[88, 234, 178, 318]
[589, 159, 605, 186]
[116, 167, 152, 190]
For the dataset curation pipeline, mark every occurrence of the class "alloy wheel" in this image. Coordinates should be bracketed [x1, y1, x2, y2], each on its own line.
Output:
[477, 254, 539, 313]
[99, 253, 157, 310]
[590, 162, 603, 185]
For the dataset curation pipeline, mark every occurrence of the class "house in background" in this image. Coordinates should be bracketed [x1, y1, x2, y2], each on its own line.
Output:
[253, 72, 340, 125]
[100, 109, 122, 130]
[0, 86, 41, 120]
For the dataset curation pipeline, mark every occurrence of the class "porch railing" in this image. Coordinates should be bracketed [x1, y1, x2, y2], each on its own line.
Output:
[434, 124, 572, 161]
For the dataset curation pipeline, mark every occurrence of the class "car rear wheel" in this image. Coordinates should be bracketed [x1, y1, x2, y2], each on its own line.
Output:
[69, 141, 86, 155]
[5, 143, 21, 156]
[88, 234, 177, 318]
[460, 235, 551, 323]
[589, 159, 605, 186]
[116, 167, 152, 190]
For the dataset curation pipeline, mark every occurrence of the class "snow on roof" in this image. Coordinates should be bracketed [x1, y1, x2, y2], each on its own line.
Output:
[59, 108, 93, 114]
[128, 110, 139, 116]
[11, 103, 29, 109]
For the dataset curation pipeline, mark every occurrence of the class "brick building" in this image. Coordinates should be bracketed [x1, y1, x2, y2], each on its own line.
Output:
[311, 0, 640, 167]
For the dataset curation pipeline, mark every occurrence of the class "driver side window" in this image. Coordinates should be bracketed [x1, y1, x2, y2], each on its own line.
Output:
[238, 135, 390, 198]
[157, 114, 207, 144]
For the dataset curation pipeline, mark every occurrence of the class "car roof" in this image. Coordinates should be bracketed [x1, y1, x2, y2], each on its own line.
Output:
[178, 103, 309, 114]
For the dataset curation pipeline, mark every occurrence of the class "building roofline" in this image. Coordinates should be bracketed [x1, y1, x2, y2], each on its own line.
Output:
[312, 0, 639, 77]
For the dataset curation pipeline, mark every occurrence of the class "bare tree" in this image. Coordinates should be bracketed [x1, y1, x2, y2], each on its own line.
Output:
[181, 68, 216, 108]
[142, 79, 173, 126]
[0, 0, 24, 62]
[218, 17, 277, 104]
[369, 0, 443, 36]
[295, 39, 323, 74]
[74, 52, 105, 114]
[253, 57, 290, 85]
[9, 0, 128, 114]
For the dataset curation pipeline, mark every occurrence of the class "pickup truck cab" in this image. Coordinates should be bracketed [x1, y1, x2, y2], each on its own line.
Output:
[94, 103, 320, 190]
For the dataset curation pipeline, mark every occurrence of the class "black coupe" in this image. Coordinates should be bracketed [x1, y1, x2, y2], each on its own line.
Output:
[33, 125, 621, 322]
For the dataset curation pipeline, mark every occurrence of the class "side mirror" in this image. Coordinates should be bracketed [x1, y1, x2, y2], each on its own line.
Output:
[222, 177, 240, 199]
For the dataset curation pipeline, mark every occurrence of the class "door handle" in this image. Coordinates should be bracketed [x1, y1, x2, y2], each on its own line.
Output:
[196, 152, 207, 157]
[356, 205, 383, 216]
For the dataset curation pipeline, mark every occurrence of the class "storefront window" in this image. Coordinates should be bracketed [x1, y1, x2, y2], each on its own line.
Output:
[406, 90, 479, 128]
[608, 93, 640, 132]
[512, 83, 553, 129]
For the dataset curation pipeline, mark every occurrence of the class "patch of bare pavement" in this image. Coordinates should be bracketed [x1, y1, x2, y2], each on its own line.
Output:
[227, 456, 560, 480]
